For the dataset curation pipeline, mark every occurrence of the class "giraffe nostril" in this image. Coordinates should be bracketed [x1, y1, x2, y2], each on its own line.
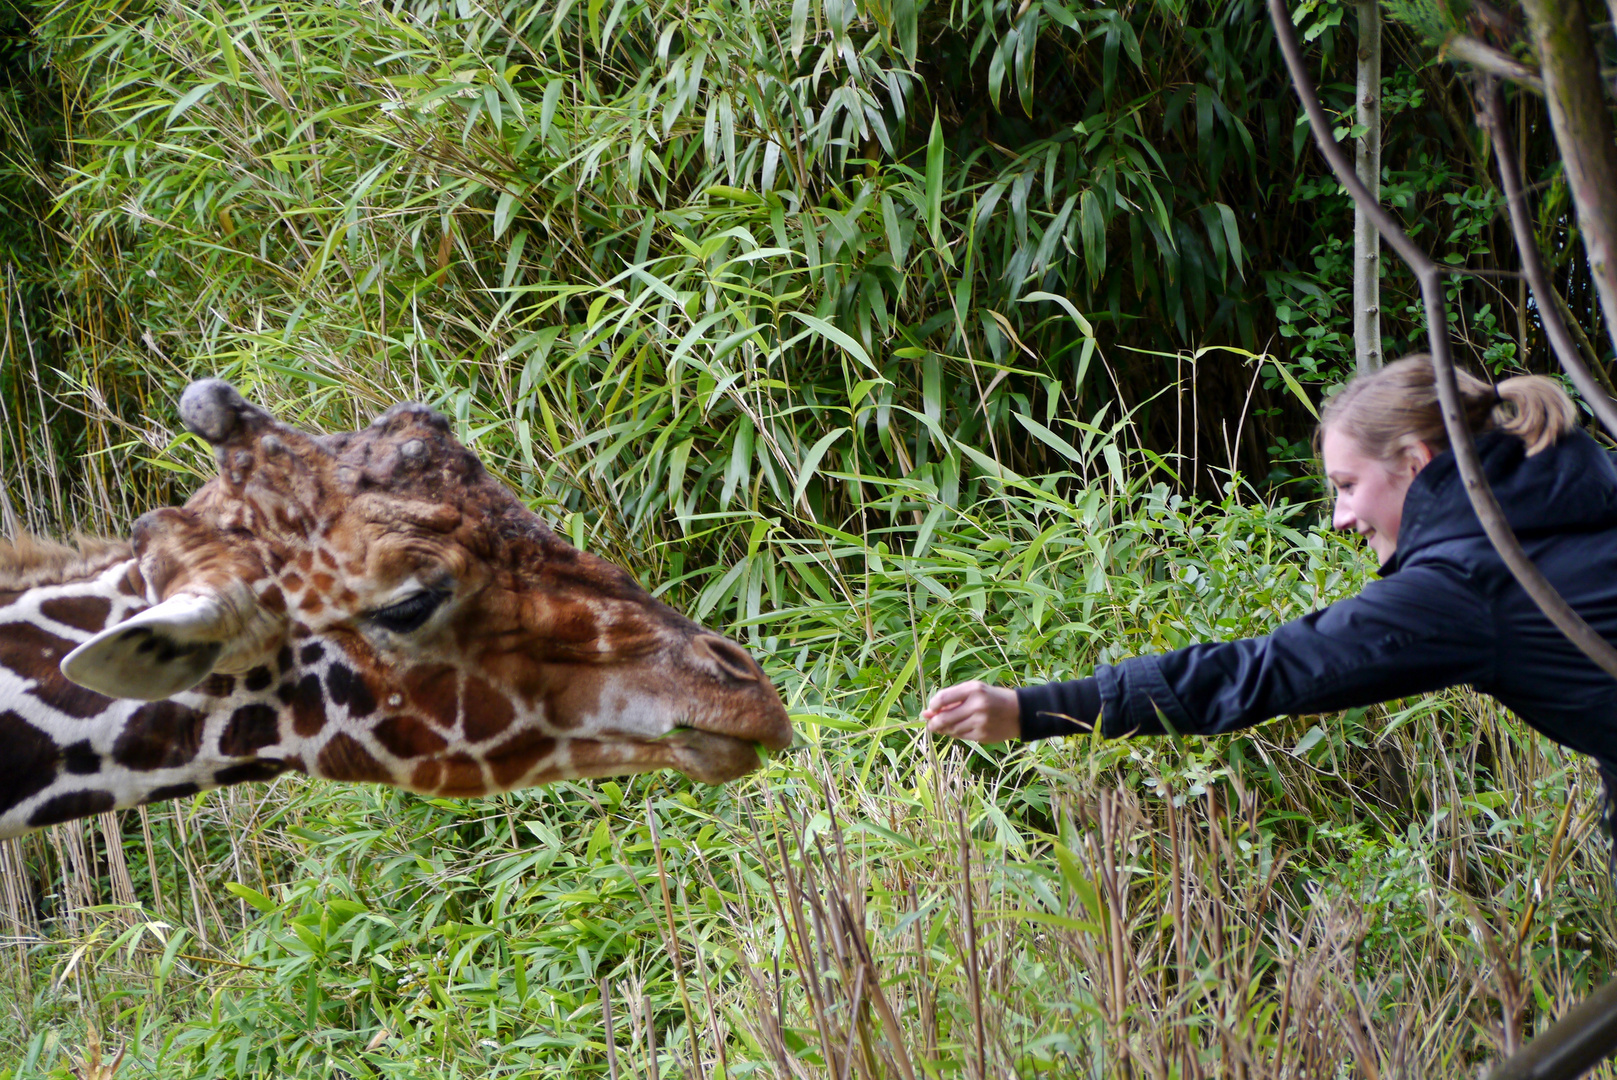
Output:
[693, 635, 761, 684]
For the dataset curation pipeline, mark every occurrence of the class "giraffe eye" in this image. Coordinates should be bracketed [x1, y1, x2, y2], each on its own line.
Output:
[368, 590, 447, 634]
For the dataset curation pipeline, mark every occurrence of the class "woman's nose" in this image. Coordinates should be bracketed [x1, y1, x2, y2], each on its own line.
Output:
[1332, 497, 1355, 532]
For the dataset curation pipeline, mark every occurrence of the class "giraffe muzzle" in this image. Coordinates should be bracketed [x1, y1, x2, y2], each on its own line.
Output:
[663, 729, 773, 784]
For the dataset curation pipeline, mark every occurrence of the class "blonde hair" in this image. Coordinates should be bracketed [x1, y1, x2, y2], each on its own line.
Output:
[1320, 355, 1578, 462]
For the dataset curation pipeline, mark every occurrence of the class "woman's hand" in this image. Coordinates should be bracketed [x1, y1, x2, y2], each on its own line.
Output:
[922, 681, 1020, 744]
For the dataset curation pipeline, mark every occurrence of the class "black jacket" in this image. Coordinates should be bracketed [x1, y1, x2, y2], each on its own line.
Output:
[1017, 429, 1617, 775]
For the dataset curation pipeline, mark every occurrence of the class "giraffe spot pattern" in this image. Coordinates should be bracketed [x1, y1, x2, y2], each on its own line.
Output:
[29, 789, 115, 828]
[198, 673, 236, 697]
[488, 730, 557, 787]
[62, 740, 99, 775]
[299, 642, 324, 666]
[215, 760, 291, 786]
[145, 782, 200, 804]
[326, 662, 376, 718]
[0, 621, 114, 719]
[39, 596, 112, 632]
[316, 733, 391, 783]
[409, 759, 439, 791]
[244, 666, 274, 692]
[291, 674, 326, 736]
[220, 704, 281, 757]
[404, 663, 458, 729]
[277, 645, 294, 674]
[463, 676, 516, 742]
[113, 701, 207, 771]
[0, 710, 59, 816]
[436, 753, 486, 797]
[373, 715, 448, 757]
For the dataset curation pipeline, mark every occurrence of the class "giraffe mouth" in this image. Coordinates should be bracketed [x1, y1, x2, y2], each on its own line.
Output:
[649, 727, 772, 784]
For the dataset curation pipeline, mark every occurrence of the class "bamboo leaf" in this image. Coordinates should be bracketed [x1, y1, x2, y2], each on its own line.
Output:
[789, 312, 876, 370]
[925, 111, 944, 245]
[792, 426, 848, 507]
[494, 190, 521, 239]
[166, 81, 222, 126]
[790, 0, 810, 57]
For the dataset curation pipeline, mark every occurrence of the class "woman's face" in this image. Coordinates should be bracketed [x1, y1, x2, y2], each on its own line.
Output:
[1322, 427, 1432, 564]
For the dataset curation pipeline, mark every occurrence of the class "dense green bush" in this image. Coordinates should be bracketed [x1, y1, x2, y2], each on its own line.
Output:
[3, 430, 1614, 1077]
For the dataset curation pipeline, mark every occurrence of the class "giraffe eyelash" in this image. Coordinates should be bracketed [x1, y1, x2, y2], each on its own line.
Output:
[367, 590, 448, 634]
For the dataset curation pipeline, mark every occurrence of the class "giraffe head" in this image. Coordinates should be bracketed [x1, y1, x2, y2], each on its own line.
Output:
[62, 380, 794, 790]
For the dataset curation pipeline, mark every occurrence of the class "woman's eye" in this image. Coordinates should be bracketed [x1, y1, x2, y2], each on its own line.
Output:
[368, 590, 447, 634]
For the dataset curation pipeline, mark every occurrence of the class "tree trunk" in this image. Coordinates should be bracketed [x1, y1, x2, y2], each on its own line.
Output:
[1354, 0, 1382, 374]
[1520, 0, 1617, 360]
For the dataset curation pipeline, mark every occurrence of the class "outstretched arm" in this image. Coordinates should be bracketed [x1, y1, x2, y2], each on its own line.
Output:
[930, 561, 1497, 744]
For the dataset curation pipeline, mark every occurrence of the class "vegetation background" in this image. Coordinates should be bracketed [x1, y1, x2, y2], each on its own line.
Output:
[0, 0, 1614, 1074]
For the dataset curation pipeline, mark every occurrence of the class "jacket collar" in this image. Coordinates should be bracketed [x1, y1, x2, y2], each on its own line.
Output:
[1381, 428, 1617, 575]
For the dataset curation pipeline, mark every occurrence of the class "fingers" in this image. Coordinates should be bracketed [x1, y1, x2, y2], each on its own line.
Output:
[921, 679, 988, 719]
[921, 680, 1017, 744]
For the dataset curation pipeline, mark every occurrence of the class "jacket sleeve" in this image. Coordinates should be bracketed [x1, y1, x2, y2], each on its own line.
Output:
[1017, 561, 1498, 740]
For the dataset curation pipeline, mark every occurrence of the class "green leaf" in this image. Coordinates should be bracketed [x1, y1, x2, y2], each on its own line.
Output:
[225, 882, 278, 914]
[212, 7, 241, 83]
[790, 0, 810, 57]
[789, 312, 876, 370]
[1268, 356, 1319, 419]
[540, 79, 565, 140]
[494, 190, 521, 239]
[1020, 290, 1094, 337]
[925, 112, 944, 245]
[502, 229, 528, 289]
[1293, 725, 1327, 755]
[1079, 188, 1105, 284]
[792, 426, 848, 506]
[167, 81, 222, 127]
[1013, 413, 1083, 463]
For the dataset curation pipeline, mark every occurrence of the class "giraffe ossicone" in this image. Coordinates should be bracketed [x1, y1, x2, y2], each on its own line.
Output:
[0, 379, 794, 838]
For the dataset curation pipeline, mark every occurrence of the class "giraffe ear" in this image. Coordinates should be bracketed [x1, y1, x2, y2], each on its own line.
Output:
[60, 592, 229, 701]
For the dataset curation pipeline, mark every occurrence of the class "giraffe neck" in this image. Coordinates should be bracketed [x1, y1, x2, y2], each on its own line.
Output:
[0, 553, 292, 838]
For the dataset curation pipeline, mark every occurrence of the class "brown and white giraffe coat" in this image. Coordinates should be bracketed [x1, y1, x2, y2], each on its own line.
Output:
[0, 381, 794, 838]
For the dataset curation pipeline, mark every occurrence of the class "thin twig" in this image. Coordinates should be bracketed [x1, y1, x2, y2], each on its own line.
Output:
[957, 805, 986, 1080]
[602, 978, 621, 1080]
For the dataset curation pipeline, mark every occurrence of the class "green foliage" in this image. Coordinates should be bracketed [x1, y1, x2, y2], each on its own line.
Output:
[2, 0, 1583, 525]
[1, 0, 1615, 1075]
[3, 453, 1615, 1077]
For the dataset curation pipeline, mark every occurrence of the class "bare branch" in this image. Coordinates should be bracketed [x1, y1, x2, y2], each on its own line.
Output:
[1477, 78, 1617, 436]
[1520, 0, 1617, 360]
[1442, 35, 1544, 92]
[1267, 0, 1617, 681]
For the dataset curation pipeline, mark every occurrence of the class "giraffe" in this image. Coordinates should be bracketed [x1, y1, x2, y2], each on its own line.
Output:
[0, 379, 794, 838]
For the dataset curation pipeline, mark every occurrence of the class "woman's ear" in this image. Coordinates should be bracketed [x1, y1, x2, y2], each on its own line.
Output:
[1406, 440, 1434, 473]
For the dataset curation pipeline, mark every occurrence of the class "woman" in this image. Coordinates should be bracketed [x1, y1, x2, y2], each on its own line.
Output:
[921, 357, 1617, 792]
